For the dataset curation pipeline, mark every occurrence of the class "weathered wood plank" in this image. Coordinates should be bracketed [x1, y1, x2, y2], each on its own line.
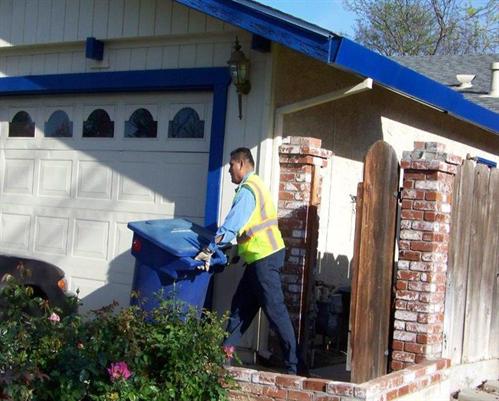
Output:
[462, 164, 490, 363]
[347, 182, 363, 372]
[485, 168, 499, 359]
[351, 140, 399, 383]
[443, 160, 475, 364]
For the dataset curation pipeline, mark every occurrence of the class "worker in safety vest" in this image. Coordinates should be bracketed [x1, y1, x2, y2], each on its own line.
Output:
[194, 147, 299, 375]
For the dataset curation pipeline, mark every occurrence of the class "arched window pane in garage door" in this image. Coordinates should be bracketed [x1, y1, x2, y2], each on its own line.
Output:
[83, 109, 114, 138]
[168, 107, 204, 138]
[45, 110, 73, 137]
[9, 111, 35, 137]
[125, 108, 157, 138]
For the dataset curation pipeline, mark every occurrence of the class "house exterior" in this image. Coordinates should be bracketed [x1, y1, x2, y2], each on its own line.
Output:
[0, 0, 497, 397]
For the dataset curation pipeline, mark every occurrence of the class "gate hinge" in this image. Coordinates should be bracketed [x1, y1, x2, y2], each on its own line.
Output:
[394, 188, 403, 201]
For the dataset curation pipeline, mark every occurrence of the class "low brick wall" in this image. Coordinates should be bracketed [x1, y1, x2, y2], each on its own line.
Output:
[226, 359, 450, 401]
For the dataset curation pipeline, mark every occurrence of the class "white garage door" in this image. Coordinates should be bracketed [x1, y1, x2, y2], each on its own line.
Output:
[0, 92, 213, 309]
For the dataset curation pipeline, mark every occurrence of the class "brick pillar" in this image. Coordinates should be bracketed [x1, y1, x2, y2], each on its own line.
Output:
[391, 142, 462, 370]
[277, 136, 332, 353]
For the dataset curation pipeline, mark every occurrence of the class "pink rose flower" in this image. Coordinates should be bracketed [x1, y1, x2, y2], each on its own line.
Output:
[223, 345, 235, 360]
[107, 361, 132, 382]
[48, 312, 60, 323]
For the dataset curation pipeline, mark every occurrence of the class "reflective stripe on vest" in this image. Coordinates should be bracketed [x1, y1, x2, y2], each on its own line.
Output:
[236, 174, 284, 263]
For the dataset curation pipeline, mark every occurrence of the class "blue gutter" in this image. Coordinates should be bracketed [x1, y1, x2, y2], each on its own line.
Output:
[175, 0, 499, 134]
[0, 67, 231, 228]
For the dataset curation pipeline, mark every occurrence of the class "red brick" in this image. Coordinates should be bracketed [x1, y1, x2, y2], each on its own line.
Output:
[401, 199, 413, 209]
[411, 241, 438, 252]
[392, 351, 416, 363]
[276, 374, 304, 389]
[417, 333, 442, 345]
[386, 388, 399, 401]
[326, 382, 354, 397]
[425, 191, 447, 201]
[400, 210, 424, 220]
[403, 179, 414, 189]
[303, 379, 329, 392]
[396, 290, 419, 301]
[252, 372, 279, 385]
[399, 240, 411, 250]
[404, 342, 426, 354]
[397, 384, 410, 397]
[405, 172, 427, 180]
[314, 395, 340, 401]
[392, 340, 404, 351]
[413, 200, 438, 211]
[238, 382, 263, 395]
[436, 358, 451, 369]
[262, 386, 287, 398]
[399, 250, 421, 261]
[397, 270, 421, 281]
[391, 360, 406, 371]
[424, 211, 450, 222]
[421, 232, 447, 242]
[395, 299, 408, 309]
[287, 389, 314, 400]
[401, 189, 425, 200]
[396, 280, 408, 290]
[415, 355, 428, 363]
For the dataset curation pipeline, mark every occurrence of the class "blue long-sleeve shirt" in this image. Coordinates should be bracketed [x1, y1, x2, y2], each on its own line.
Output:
[208, 173, 256, 251]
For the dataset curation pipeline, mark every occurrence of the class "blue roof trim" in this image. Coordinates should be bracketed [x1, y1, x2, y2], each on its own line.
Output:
[174, 0, 498, 134]
[0, 67, 231, 228]
[0, 68, 231, 95]
[333, 39, 499, 133]
[175, 0, 341, 62]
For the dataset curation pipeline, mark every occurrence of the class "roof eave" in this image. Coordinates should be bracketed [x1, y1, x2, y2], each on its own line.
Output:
[174, 0, 499, 135]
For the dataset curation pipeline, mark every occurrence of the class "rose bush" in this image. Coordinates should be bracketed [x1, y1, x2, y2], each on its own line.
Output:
[0, 276, 234, 401]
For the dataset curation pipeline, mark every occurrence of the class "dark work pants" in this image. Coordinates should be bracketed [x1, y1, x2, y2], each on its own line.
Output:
[223, 249, 298, 373]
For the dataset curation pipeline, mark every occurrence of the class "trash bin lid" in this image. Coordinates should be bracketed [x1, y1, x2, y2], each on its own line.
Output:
[127, 218, 214, 257]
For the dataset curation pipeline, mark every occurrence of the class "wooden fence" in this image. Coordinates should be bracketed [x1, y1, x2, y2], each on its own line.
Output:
[443, 160, 499, 364]
[349, 141, 399, 383]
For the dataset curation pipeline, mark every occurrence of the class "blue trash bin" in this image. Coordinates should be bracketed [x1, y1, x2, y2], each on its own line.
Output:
[127, 218, 227, 312]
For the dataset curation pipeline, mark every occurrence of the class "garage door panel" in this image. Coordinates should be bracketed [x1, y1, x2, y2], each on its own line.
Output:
[4, 158, 35, 195]
[77, 161, 113, 200]
[117, 161, 158, 203]
[34, 215, 69, 255]
[0, 212, 32, 251]
[39, 159, 73, 198]
[72, 219, 110, 260]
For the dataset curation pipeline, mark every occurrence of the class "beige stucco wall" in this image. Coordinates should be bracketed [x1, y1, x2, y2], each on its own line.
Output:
[273, 45, 499, 289]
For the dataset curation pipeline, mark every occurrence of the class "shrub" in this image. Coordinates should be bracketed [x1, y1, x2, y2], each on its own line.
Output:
[0, 276, 234, 401]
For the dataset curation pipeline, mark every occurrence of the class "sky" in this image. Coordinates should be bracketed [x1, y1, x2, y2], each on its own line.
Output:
[254, 0, 357, 37]
[255, 0, 493, 39]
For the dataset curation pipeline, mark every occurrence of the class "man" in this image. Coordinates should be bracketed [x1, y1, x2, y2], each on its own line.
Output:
[195, 147, 299, 375]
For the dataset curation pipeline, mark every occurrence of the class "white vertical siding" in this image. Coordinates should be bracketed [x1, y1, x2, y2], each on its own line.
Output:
[0, 0, 237, 47]
[50, 0, 66, 42]
[107, 0, 124, 38]
[138, 0, 156, 37]
[64, 0, 79, 41]
[78, 0, 94, 40]
[93, 0, 110, 39]
[0, 0, 13, 47]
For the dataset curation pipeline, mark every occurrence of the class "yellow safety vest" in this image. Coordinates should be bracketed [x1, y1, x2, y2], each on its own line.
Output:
[236, 173, 285, 264]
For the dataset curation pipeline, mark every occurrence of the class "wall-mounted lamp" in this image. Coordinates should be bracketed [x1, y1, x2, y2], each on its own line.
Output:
[227, 37, 251, 119]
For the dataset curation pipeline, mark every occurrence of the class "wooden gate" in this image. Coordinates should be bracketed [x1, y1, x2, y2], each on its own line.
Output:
[349, 141, 399, 383]
[443, 161, 499, 364]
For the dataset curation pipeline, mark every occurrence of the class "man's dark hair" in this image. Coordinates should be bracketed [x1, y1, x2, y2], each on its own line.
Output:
[230, 147, 255, 168]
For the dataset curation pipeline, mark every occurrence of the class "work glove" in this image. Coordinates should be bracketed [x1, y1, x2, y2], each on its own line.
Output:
[194, 248, 213, 271]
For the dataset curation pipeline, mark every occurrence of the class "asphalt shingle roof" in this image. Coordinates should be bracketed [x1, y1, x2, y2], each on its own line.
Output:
[393, 54, 499, 114]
